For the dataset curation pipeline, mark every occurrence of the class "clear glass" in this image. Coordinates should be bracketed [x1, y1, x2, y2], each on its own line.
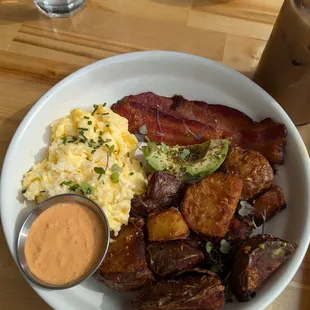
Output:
[33, 0, 85, 18]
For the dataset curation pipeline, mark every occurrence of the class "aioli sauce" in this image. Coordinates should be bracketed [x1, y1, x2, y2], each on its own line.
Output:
[25, 202, 106, 286]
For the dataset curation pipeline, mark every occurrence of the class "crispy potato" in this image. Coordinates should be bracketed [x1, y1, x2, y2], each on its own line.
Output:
[225, 216, 253, 243]
[131, 172, 186, 217]
[230, 234, 297, 302]
[181, 172, 243, 237]
[147, 208, 189, 242]
[131, 273, 225, 310]
[94, 218, 153, 291]
[224, 147, 274, 200]
[252, 185, 286, 226]
[147, 240, 204, 277]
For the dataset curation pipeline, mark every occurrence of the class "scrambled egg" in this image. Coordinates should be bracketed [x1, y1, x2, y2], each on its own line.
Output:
[22, 105, 147, 235]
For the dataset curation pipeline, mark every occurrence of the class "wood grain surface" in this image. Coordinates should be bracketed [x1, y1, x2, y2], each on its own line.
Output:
[0, 1, 309, 310]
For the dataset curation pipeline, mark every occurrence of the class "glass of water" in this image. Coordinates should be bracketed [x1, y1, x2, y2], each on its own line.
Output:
[34, 0, 85, 18]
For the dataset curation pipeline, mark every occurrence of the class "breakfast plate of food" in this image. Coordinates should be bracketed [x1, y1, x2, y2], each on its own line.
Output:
[1, 51, 310, 310]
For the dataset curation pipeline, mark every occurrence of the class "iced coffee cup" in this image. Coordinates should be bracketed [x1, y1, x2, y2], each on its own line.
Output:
[253, 0, 310, 125]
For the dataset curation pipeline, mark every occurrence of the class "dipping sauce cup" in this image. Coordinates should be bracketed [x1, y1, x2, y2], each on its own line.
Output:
[16, 193, 110, 289]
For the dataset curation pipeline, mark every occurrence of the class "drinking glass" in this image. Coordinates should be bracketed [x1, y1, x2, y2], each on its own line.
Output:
[33, 0, 85, 18]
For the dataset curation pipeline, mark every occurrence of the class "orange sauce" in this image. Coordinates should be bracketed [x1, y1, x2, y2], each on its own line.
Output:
[24, 202, 105, 286]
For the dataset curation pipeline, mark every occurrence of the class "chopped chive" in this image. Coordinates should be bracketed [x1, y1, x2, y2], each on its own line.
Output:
[94, 127, 97, 132]
[79, 131, 88, 140]
[106, 124, 110, 127]
[60, 136, 67, 144]
[99, 131, 103, 136]
[40, 190, 46, 193]
[84, 116, 90, 119]
[102, 113, 109, 115]
[22, 189, 26, 194]
[91, 149, 96, 154]
[79, 139, 86, 143]
[92, 104, 99, 115]
[78, 127, 88, 131]
[88, 121, 92, 125]
[127, 152, 130, 157]
[140, 162, 143, 167]
[61, 180, 74, 186]
[103, 103, 107, 107]
[69, 184, 79, 192]
[129, 172, 134, 176]
[90, 139, 95, 143]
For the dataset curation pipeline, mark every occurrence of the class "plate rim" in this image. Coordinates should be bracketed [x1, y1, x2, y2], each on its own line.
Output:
[1, 50, 310, 310]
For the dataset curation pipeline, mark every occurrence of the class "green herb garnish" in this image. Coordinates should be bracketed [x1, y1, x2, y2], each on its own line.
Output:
[206, 241, 213, 254]
[106, 124, 110, 128]
[92, 104, 99, 115]
[111, 164, 123, 173]
[69, 183, 79, 192]
[102, 113, 109, 115]
[94, 167, 105, 180]
[220, 239, 232, 254]
[110, 172, 120, 184]
[60, 180, 74, 186]
[129, 172, 134, 176]
[60, 136, 67, 144]
[78, 127, 88, 131]
[107, 144, 115, 155]
[88, 121, 92, 125]
[84, 116, 90, 119]
[139, 124, 148, 135]
[99, 131, 103, 136]
[79, 131, 88, 141]
[81, 182, 93, 195]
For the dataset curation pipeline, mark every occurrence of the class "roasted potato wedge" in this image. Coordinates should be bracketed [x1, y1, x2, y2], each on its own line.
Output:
[130, 172, 186, 217]
[181, 172, 243, 237]
[252, 185, 286, 226]
[224, 147, 274, 200]
[225, 216, 253, 243]
[94, 218, 153, 291]
[147, 240, 204, 277]
[230, 234, 297, 301]
[131, 273, 225, 310]
[147, 208, 190, 242]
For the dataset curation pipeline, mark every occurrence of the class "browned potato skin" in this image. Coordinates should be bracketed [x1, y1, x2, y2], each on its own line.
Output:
[147, 240, 204, 277]
[181, 172, 243, 238]
[131, 273, 225, 310]
[252, 185, 286, 226]
[131, 172, 186, 217]
[225, 216, 253, 243]
[224, 147, 274, 200]
[147, 208, 190, 242]
[230, 234, 297, 302]
[94, 218, 153, 291]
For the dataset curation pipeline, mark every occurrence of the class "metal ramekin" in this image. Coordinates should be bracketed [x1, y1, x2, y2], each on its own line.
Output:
[16, 193, 110, 290]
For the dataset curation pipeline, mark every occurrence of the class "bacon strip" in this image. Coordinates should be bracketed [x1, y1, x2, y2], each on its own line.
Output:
[112, 101, 221, 145]
[112, 92, 287, 164]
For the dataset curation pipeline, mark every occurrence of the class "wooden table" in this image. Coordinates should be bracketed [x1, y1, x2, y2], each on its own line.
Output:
[0, 0, 309, 309]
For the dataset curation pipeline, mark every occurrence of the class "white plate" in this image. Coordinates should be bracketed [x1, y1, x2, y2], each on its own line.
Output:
[1, 51, 310, 310]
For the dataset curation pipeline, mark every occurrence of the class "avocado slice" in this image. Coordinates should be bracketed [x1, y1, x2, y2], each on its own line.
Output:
[142, 139, 229, 178]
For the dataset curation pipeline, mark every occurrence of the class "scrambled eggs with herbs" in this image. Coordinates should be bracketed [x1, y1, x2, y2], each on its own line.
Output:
[22, 104, 147, 235]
